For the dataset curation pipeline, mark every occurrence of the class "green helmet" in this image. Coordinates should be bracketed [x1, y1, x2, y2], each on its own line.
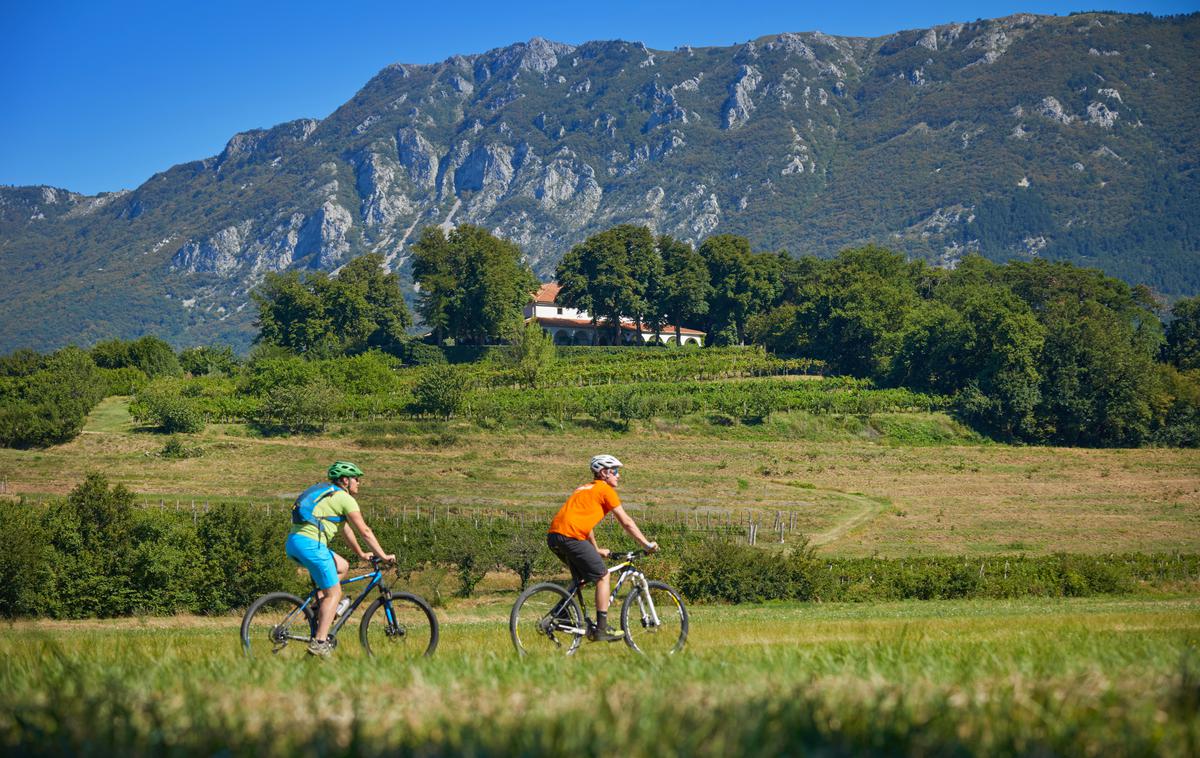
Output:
[327, 461, 364, 481]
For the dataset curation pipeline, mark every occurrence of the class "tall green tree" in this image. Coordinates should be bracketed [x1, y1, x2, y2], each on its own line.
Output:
[891, 262, 1045, 440]
[799, 247, 922, 377]
[410, 225, 537, 345]
[1037, 299, 1158, 446]
[252, 271, 337, 356]
[332, 253, 413, 353]
[1165, 296, 1200, 370]
[556, 225, 657, 344]
[252, 253, 411, 357]
[658, 235, 710, 345]
[409, 226, 456, 345]
[91, 336, 181, 378]
[697, 234, 783, 346]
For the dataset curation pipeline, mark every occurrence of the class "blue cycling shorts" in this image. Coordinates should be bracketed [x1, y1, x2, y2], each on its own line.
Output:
[285, 533, 339, 590]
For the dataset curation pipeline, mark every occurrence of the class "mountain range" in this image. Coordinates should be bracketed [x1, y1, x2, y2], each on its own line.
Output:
[1, 11, 1197, 352]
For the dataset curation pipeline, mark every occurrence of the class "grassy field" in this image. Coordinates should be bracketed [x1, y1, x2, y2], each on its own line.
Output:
[0, 398, 1196, 557]
[3, 397, 1199, 754]
[2, 595, 1197, 755]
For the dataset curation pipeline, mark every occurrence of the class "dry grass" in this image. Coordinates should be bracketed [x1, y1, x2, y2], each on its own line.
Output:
[0, 401, 1196, 557]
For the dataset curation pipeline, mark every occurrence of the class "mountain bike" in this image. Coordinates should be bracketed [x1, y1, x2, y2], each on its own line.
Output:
[509, 549, 688, 656]
[241, 556, 438, 659]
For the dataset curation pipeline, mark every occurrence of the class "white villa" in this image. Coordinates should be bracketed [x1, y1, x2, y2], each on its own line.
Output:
[525, 283, 706, 346]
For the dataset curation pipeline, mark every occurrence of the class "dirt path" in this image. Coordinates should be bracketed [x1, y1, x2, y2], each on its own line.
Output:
[808, 493, 890, 548]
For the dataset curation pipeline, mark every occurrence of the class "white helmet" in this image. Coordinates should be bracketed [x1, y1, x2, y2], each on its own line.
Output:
[590, 454, 623, 474]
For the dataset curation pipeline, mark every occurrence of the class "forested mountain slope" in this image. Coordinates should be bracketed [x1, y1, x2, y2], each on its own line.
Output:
[1, 11, 1196, 351]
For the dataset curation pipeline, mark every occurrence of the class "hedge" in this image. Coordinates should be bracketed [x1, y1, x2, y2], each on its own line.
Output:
[2, 480, 1195, 619]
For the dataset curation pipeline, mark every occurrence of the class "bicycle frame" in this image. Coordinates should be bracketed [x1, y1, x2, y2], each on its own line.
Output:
[550, 557, 663, 635]
[284, 567, 387, 642]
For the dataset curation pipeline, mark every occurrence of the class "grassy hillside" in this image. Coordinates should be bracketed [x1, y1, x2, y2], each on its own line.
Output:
[1, 394, 1196, 557]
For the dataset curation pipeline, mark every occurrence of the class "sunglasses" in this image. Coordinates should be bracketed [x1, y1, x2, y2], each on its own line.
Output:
[606, 468, 621, 475]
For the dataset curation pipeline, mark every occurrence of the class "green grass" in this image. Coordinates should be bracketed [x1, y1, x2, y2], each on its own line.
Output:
[2, 596, 1197, 755]
[3, 411, 1199, 557]
[81, 396, 136, 434]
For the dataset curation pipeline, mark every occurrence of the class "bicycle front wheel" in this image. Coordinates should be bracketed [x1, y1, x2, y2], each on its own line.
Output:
[240, 592, 314, 658]
[359, 593, 438, 659]
[510, 582, 584, 657]
[621, 581, 688, 655]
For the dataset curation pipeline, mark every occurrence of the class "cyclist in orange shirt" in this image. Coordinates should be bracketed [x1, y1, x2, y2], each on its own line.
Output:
[547, 454, 657, 642]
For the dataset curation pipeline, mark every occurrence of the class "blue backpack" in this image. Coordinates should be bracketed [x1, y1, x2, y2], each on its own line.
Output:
[291, 483, 342, 542]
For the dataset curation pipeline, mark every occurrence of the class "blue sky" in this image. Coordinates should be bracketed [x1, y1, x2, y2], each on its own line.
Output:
[2, 0, 1196, 195]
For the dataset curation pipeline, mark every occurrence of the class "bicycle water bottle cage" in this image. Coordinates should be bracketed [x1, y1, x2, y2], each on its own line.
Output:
[291, 483, 342, 541]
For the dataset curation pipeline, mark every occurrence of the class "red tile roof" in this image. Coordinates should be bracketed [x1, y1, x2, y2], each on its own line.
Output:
[533, 282, 561, 304]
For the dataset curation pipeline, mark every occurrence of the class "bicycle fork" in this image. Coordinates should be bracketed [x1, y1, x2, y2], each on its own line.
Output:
[622, 572, 663, 630]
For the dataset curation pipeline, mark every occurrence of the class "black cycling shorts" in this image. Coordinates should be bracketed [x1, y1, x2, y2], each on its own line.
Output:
[547, 532, 607, 583]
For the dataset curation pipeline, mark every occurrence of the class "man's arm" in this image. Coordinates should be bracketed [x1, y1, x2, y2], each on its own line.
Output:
[345, 510, 394, 561]
[610, 506, 656, 551]
[587, 529, 611, 558]
[340, 520, 368, 560]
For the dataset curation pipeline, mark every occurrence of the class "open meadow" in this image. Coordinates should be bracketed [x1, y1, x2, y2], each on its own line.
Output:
[2, 397, 1198, 557]
[2, 397, 1199, 755]
[2, 596, 1197, 755]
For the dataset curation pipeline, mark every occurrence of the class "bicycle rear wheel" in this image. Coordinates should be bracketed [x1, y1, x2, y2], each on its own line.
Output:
[240, 592, 315, 658]
[359, 593, 438, 660]
[510, 582, 584, 657]
[621, 581, 688, 655]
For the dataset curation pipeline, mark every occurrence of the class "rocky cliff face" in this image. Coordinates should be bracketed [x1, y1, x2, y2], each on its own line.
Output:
[1, 12, 1197, 351]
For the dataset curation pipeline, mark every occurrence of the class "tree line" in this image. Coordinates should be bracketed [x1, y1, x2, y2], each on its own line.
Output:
[2, 221, 1199, 448]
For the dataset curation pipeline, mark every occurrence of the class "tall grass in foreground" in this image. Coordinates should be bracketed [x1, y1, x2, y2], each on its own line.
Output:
[1, 597, 1197, 756]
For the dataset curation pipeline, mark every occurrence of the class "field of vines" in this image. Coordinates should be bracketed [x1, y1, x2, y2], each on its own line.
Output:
[132, 346, 937, 427]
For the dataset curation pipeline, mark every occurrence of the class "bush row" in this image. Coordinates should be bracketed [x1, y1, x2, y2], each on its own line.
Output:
[0, 349, 149, 448]
[0, 476, 293, 618]
[133, 371, 942, 431]
[676, 539, 1200, 603]
[3, 479, 1196, 619]
[464, 379, 943, 425]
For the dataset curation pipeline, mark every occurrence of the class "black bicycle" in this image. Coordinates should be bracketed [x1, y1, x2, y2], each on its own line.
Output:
[509, 549, 688, 656]
[241, 557, 438, 659]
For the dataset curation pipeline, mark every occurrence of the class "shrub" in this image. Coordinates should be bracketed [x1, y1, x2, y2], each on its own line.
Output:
[494, 322, 558, 388]
[255, 378, 341, 434]
[0, 399, 89, 448]
[178, 345, 240, 377]
[0, 347, 106, 448]
[0, 500, 54, 617]
[411, 365, 470, 418]
[92, 336, 181, 378]
[40, 474, 140, 617]
[131, 380, 205, 434]
[159, 436, 203, 459]
[128, 509, 205, 613]
[397, 340, 448, 366]
[195, 502, 297, 613]
[676, 539, 817, 603]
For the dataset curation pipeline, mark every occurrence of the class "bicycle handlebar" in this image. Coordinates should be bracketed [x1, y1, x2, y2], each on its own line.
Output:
[608, 547, 656, 562]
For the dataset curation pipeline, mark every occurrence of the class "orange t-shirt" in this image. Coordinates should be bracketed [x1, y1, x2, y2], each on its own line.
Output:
[548, 480, 621, 540]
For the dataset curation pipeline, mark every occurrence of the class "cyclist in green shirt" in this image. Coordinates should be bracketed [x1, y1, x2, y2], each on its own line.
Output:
[285, 461, 394, 657]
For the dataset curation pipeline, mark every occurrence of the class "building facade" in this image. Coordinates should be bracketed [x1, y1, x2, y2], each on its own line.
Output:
[524, 283, 706, 346]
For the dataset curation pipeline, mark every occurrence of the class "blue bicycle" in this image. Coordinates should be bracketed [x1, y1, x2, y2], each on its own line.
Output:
[240, 557, 438, 659]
